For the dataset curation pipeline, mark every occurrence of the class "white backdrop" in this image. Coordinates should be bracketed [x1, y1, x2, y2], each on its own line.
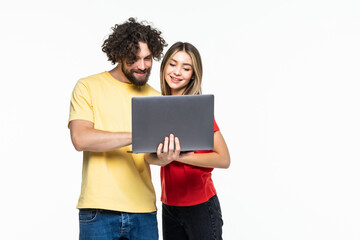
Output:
[1, 0, 359, 239]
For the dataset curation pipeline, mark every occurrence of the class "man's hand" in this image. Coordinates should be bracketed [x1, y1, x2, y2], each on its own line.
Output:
[155, 134, 181, 165]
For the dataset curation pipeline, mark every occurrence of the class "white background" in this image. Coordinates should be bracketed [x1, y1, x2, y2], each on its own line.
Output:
[1, 0, 359, 239]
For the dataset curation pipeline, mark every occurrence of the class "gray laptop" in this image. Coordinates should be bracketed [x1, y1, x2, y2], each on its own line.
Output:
[131, 94, 214, 153]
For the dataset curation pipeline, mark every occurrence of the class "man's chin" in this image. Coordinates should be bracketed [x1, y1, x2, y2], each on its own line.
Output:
[130, 77, 149, 86]
[133, 81, 147, 86]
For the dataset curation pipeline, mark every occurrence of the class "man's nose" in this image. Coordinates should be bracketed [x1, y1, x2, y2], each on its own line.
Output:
[137, 60, 146, 70]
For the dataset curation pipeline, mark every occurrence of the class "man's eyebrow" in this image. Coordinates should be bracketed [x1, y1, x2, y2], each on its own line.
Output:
[136, 54, 152, 59]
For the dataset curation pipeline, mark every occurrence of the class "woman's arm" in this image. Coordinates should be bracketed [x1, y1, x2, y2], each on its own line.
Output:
[177, 131, 230, 169]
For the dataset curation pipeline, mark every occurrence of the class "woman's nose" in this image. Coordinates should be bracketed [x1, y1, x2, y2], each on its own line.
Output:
[173, 67, 181, 75]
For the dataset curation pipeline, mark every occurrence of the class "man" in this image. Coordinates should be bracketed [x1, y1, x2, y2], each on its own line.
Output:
[68, 18, 167, 240]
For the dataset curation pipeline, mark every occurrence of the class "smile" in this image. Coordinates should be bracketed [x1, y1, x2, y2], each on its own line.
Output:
[134, 72, 146, 76]
[132, 69, 149, 78]
[170, 76, 182, 83]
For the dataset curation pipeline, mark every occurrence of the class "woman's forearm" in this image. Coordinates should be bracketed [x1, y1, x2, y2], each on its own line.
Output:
[178, 151, 230, 169]
[177, 131, 230, 169]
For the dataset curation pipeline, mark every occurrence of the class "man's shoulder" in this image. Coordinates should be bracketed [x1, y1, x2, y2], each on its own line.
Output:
[79, 71, 107, 82]
[75, 72, 111, 90]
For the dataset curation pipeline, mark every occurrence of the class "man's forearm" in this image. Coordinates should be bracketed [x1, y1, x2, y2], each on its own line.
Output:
[144, 153, 169, 166]
[70, 120, 131, 152]
[74, 129, 131, 152]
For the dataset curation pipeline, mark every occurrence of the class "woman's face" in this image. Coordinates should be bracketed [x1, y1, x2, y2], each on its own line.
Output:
[164, 51, 194, 95]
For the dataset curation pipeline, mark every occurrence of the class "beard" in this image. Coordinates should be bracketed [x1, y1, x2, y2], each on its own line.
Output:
[121, 64, 151, 86]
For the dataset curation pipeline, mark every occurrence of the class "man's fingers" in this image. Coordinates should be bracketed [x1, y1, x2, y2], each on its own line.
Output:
[163, 136, 169, 153]
[174, 137, 181, 155]
[157, 143, 163, 155]
[169, 134, 175, 153]
[157, 135, 181, 163]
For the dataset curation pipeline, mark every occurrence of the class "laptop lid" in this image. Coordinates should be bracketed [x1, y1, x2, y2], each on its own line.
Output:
[131, 94, 214, 153]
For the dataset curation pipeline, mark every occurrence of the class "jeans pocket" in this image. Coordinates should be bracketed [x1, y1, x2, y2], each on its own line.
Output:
[79, 209, 98, 223]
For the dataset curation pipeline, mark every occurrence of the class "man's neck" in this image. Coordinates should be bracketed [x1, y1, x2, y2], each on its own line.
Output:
[108, 64, 131, 84]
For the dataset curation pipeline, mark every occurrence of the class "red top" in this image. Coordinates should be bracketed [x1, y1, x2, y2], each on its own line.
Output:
[160, 120, 220, 206]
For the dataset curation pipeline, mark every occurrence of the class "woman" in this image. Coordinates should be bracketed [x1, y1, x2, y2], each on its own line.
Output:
[145, 42, 230, 240]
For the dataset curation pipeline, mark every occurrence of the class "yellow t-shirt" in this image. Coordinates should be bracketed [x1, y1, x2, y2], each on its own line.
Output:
[69, 71, 160, 213]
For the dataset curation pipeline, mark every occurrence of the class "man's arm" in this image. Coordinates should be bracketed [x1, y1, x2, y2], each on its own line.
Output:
[69, 119, 132, 152]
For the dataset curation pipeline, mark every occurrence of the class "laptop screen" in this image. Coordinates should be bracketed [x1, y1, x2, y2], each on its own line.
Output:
[131, 94, 214, 153]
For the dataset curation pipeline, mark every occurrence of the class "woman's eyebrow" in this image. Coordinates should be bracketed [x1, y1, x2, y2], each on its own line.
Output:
[170, 58, 193, 67]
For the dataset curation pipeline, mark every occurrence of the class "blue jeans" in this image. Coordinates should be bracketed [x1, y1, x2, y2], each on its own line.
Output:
[79, 209, 158, 240]
[162, 195, 223, 240]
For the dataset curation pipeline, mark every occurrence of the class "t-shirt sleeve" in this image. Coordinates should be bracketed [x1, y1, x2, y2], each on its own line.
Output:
[68, 79, 94, 125]
[214, 118, 220, 132]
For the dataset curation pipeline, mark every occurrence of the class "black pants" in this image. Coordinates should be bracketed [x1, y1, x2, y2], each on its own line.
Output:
[162, 195, 223, 240]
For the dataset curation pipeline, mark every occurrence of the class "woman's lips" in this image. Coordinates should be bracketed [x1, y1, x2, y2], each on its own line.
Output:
[170, 76, 181, 83]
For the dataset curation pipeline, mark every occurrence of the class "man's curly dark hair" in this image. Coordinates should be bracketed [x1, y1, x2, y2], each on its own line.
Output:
[102, 17, 167, 65]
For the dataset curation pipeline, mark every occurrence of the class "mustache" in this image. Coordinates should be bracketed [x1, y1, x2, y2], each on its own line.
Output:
[132, 69, 149, 74]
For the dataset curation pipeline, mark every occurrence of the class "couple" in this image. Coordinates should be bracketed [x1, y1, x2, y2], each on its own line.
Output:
[68, 17, 230, 240]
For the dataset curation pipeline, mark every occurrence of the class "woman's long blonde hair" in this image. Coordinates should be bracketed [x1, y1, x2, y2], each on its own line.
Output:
[160, 42, 203, 95]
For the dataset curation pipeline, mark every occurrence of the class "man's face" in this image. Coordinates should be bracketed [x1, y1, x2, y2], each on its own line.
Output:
[121, 42, 153, 86]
